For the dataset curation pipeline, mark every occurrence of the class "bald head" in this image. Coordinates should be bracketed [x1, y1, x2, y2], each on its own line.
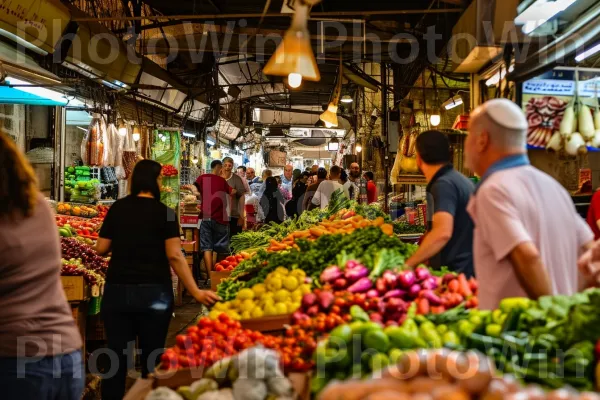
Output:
[284, 164, 293, 180]
[349, 162, 361, 179]
[469, 99, 528, 151]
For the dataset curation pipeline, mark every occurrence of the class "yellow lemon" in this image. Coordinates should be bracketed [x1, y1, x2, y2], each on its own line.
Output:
[241, 311, 251, 320]
[209, 310, 222, 320]
[237, 288, 254, 301]
[275, 303, 288, 315]
[266, 277, 282, 292]
[291, 289, 303, 302]
[251, 308, 264, 318]
[230, 299, 241, 309]
[264, 304, 277, 316]
[290, 302, 301, 312]
[274, 289, 290, 303]
[226, 310, 241, 320]
[252, 283, 267, 296]
[240, 299, 256, 313]
[290, 269, 306, 281]
[213, 302, 228, 311]
[300, 284, 312, 295]
[261, 297, 275, 308]
[275, 267, 289, 275]
[283, 276, 299, 291]
[261, 292, 274, 301]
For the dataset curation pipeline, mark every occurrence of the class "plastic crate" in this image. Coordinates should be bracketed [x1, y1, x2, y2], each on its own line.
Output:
[88, 296, 102, 315]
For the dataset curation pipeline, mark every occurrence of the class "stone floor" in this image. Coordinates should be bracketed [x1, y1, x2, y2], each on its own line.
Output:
[165, 296, 207, 347]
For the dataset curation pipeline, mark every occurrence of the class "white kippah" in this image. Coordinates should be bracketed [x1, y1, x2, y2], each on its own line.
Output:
[482, 98, 528, 131]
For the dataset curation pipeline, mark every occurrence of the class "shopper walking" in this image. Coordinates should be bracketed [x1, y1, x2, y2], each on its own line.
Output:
[260, 177, 285, 224]
[221, 157, 248, 239]
[465, 99, 593, 309]
[0, 131, 83, 400]
[307, 164, 320, 186]
[303, 167, 327, 211]
[348, 162, 368, 203]
[404, 130, 475, 278]
[184, 160, 232, 272]
[96, 159, 219, 399]
[236, 165, 251, 198]
[286, 171, 310, 218]
[311, 166, 349, 210]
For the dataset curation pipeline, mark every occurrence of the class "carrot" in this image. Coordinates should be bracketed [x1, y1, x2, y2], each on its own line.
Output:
[447, 279, 459, 293]
[380, 224, 394, 236]
[309, 228, 326, 237]
[417, 298, 430, 315]
[373, 217, 385, 226]
[457, 274, 473, 297]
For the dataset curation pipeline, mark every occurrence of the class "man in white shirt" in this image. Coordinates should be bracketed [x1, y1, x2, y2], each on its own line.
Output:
[311, 166, 349, 210]
[465, 98, 593, 309]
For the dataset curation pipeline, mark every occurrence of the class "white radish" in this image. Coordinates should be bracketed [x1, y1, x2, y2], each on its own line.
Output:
[546, 132, 562, 152]
[592, 130, 600, 148]
[559, 106, 575, 137]
[566, 132, 586, 156]
[594, 109, 600, 130]
[579, 104, 595, 139]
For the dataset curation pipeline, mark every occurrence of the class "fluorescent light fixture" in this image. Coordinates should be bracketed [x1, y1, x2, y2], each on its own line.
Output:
[575, 42, 600, 62]
[182, 131, 196, 138]
[341, 95, 353, 103]
[0, 28, 47, 55]
[486, 65, 515, 86]
[430, 114, 441, 127]
[6, 76, 83, 106]
[442, 95, 463, 110]
[206, 137, 216, 146]
[515, 0, 578, 35]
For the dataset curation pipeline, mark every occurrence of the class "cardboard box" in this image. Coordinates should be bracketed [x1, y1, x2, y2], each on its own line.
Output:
[182, 241, 196, 252]
[61, 276, 88, 301]
[209, 270, 231, 291]
[240, 314, 292, 333]
[124, 371, 310, 400]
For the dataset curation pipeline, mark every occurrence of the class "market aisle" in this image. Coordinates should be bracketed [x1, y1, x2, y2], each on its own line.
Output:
[165, 298, 207, 348]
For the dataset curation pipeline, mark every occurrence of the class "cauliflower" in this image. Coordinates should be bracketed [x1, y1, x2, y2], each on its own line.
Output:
[232, 378, 268, 400]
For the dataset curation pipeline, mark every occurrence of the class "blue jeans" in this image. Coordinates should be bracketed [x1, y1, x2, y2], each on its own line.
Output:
[101, 283, 173, 400]
[0, 350, 84, 400]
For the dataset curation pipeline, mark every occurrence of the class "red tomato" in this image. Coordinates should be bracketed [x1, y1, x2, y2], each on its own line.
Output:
[220, 260, 230, 267]
[176, 335, 192, 349]
[226, 256, 236, 263]
[198, 318, 213, 329]
[214, 322, 228, 335]
[187, 326, 199, 335]
[291, 358, 307, 371]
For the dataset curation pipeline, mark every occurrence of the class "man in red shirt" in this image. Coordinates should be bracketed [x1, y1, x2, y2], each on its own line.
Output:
[184, 160, 232, 272]
[586, 190, 600, 240]
[364, 171, 377, 204]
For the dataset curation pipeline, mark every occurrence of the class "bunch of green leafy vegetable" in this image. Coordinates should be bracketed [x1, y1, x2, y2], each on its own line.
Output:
[393, 221, 426, 235]
[353, 202, 390, 222]
[218, 227, 415, 300]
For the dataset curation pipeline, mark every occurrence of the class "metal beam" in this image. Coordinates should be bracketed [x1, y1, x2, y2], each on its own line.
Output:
[72, 8, 463, 22]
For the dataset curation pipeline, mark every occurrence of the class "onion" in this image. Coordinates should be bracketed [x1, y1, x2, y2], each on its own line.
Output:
[415, 266, 431, 281]
[409, 284, 422, 298]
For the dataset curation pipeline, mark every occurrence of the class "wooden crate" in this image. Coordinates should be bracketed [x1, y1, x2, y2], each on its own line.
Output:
[124, 371, 310, 400]
[209, 270, 231, 291]
[70, 301, 88, 355]
[181, 241, 197, 252]
[240, 314, 292, 333]
[62, 276, 89, 301]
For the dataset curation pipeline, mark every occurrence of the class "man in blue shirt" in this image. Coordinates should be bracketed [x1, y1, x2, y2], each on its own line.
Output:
[281, 164, 293, 194]
[405, 130, 475, 277]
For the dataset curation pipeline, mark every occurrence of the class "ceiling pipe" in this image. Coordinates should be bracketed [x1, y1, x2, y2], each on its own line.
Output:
[72, 8, 463, 22]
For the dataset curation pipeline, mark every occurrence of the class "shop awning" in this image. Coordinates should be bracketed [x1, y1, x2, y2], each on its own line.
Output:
[0, 0, 70, 55]
[508, 3, 600, 82]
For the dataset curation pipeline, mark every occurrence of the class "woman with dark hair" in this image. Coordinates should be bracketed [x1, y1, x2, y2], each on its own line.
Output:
[0, 132, 83, 399]
[260, 176, 285, 224]
[286, 171, 309, 218]
[95, 159, 219, 399]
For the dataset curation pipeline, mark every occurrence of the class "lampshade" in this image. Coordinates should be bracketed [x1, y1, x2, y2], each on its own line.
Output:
[320, 103, 338, 127]
[430, 113, 441, 127]
[132, 126, 141, 142]
[117, 120, 127, 136]
[328, 137, 339, 152]
[263, 3, 320, 82]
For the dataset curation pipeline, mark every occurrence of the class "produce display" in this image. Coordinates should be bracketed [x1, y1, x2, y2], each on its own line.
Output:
[152, 344, 298, 400]
[56, 215, 102, 240]
[393, 221, 426, 236]
[56, 202, 104, 218]
[214, 252, 253, 272]
[64, 166, 100, 203]
[217, 226, 415, 301]
[60, 238, 108, 276]
[209, 268, 311, 320]
[61, 258, 105, 286]
[161, 164, 179, 177]
[266, 215, 392, 252]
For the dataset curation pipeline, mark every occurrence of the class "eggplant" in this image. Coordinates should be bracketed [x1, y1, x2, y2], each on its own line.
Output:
[320, 265, 342, 283]
[414, 267, 431, 281]
[344, 265, 369, 282]
[383, 289, 407, 299]
[398, 270, 416, 288]
[347, 277, 373, 293]
[420, 290, 443, 306]
[408, 283, 422, 298]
